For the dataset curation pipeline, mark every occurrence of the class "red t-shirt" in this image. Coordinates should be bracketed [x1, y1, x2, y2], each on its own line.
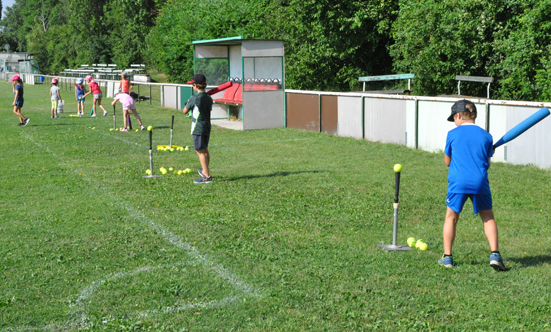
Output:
[120, 79, 130, 93]
[89, 82, 102, 95]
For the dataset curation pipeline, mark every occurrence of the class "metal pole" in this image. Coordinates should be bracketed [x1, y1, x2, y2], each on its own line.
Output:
[170, 115, 174, 148]
[376, 167, 412, 251]
[144, 130, 161, 178]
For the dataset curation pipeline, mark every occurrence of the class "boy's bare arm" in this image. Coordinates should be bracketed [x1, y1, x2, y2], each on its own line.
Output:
[444, 154, 451, 167]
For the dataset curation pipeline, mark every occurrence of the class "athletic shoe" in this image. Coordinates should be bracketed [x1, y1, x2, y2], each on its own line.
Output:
[103, 110, 108, 116]
[490, 253, 507, 271]
[120, 128, 128, 132]
[91, 114, 97, 118]
[438, 255, 454, 268]
[23, 118, 30, 127]
[140, 125, 145, 130]
[54, 116, 60, 118]
[198, 168, 204, 177]
[194, 176, 212, 184]
[18, 122, 23, 126]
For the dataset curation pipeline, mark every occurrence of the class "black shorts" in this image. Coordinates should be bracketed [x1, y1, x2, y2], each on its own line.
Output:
[193, 134, 210, 150]
[14, 99, 24, 107]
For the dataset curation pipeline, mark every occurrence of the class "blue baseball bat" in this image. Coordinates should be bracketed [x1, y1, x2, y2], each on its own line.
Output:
[493, 107, 550, 148]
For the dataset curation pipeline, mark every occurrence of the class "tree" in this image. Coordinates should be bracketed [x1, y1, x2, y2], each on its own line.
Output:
[390, 0, 524, 98]
[146, 0, 278, 83]
[492, 0, 551, 101]
[283, 0, 399, 91]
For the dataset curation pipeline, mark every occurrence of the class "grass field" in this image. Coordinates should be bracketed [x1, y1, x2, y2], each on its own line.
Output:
[1, 82, 551, 331]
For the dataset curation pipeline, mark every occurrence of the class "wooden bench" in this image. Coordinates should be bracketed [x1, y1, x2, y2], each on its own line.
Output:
[358, 73, 414, 93]
[455, 75, 493, 98]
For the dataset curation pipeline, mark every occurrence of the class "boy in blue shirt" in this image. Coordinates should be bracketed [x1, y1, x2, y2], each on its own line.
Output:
[439, 100, 506, 271]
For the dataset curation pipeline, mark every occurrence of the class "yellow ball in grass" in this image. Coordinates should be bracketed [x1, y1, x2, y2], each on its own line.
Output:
[145, 169, 151, 175]
[407, 237, 416, 247]
[109, 128, 114, 131]
[415, 240, 425, 249]
[394, 164, 402, 172]
[147, 125, 153, 131]
[185, 146, 189, 151]
[177, 170, 183, 175]
[135, 129, 139, 132]
[418, 242, 428, 251]
[169, 167, 174, 172]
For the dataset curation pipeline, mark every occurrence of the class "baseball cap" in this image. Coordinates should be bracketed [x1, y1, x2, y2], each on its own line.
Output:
[10, 75, 21, 81]
[51, 78, 58, 84]
[448, 99, 477, 122]
[187, 73, 206, 85]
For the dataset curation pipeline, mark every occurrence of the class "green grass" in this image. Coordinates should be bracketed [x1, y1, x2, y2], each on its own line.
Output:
[2, 82, 551, 331]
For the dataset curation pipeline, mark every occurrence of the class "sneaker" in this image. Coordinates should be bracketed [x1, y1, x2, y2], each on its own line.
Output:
[438, 255, 454, 268]
[140, 125, 145, 131]
[91, 114, 97, 118]
[120, 128, 128, 132]
[23, 118, 30, 127]
[198, 168, 204, 177]
[18, 122, 23, 126]
[194, 176, 212, 184]
[54, 116, 60, 118]
[490, 253, 507, 271]
[103, 110, 108, 116]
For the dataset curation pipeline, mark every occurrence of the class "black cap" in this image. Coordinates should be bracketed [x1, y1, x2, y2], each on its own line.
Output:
[187, 73, 206, 85]
[448, 99, 477, 122]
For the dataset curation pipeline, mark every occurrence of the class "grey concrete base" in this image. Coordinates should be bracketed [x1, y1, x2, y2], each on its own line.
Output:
[212, 119, 243, 131]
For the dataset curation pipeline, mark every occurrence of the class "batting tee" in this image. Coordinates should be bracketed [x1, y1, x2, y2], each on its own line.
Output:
[191, 36, 285, 130]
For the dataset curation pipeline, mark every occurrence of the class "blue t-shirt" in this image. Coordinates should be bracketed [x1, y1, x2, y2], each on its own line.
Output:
[445, 124, 493, 194]
[76, 85, 84, 98]
[15, 84, 24, 101]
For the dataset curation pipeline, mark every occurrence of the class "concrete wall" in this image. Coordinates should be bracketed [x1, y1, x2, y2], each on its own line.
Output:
[285, 90, 551, 169]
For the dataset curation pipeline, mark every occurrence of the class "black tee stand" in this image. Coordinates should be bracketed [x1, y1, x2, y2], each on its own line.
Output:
[376, 168, 412, 251]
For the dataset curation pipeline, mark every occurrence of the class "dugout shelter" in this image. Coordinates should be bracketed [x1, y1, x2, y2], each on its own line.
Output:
[191, 36, 285, 130]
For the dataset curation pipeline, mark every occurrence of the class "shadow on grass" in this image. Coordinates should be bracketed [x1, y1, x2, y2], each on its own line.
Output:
[507, 254, 551, 268]
[224, 170, 326, 181]
[28, 123, 79, 127]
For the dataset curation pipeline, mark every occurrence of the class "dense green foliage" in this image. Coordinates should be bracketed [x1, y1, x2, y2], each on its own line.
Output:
[3, 0, 551, 100]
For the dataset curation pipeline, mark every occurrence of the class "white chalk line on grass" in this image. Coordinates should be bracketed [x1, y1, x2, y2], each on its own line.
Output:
[71, 262, 240, 326]
[12, 132, 260, 330]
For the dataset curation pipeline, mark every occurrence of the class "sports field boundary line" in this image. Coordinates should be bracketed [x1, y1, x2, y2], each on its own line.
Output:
[14, 131, 260, 330]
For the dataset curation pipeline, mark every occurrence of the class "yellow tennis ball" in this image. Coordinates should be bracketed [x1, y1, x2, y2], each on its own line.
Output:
[147, 125, 153, 131]
[415, 240, 425, 249]
[407, 237, 416, 247]
[394, 164, 402, 172]
[418, 242, 428, 251]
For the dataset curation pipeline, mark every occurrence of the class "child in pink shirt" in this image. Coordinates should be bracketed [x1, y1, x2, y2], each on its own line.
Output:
[111, 89, 145, 131]
[83, 75, 107, 117]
